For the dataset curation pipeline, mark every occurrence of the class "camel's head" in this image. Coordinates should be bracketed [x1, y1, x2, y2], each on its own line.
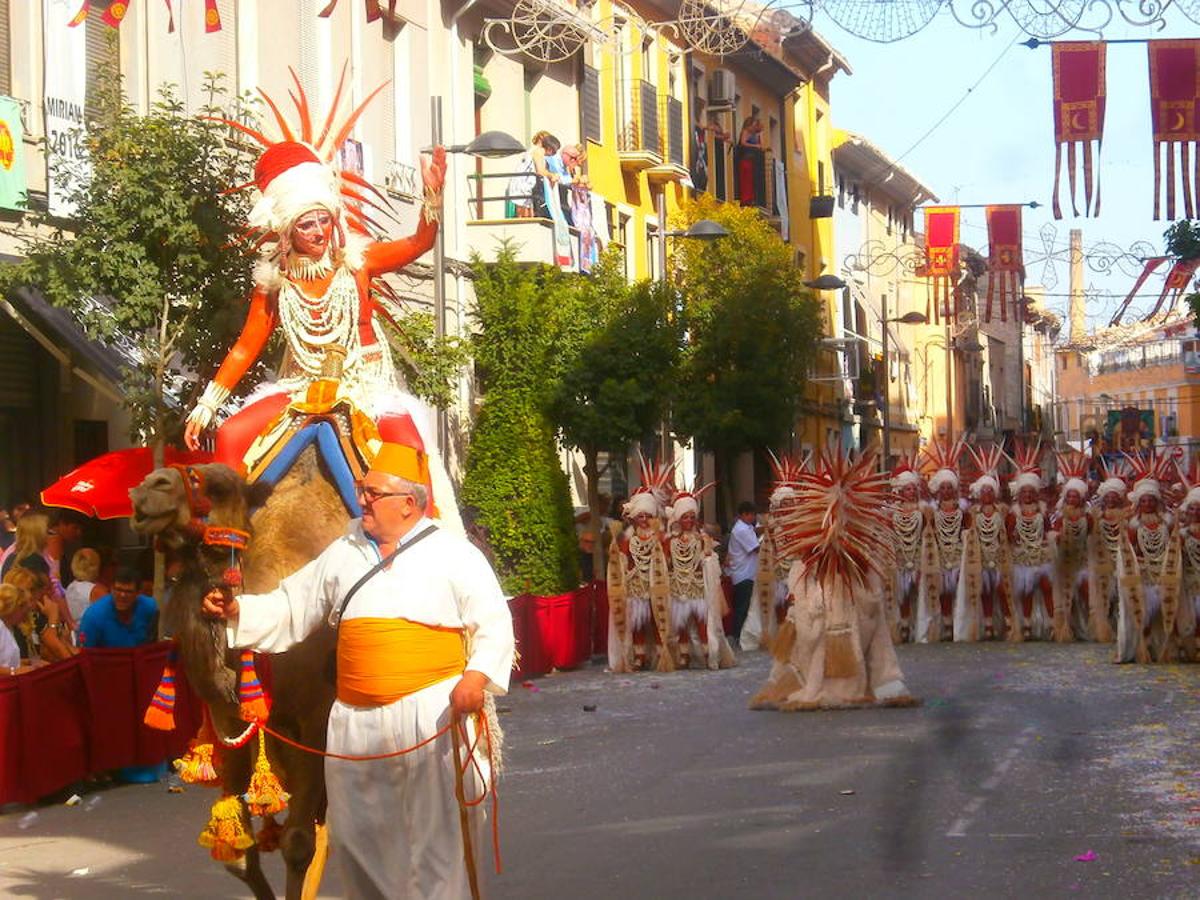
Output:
[130, 464, 272, 547]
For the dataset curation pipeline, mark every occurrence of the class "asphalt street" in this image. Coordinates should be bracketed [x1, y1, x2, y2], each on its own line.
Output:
[2, 642, 1198, 898]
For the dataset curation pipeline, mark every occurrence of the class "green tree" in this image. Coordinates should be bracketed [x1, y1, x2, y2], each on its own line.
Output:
[462, 249, 587, 593]
[0, 72, 257, 466]
[670, 194, 823, 511]
[550, 253, 683, 577]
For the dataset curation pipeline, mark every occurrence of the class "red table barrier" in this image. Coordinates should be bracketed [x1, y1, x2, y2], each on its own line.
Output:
[0, 642, 202, 805]
[509, 585, 602, 679]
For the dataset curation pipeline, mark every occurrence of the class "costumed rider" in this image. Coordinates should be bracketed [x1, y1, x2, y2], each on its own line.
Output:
[182, 79, 459, 528]
[201, 442, 514, 899]
[745, 452, 805, 652]
[915, 440, 965, 644]
[606, 456, 675, 673]
[1173, 457, 1200, 661]
[1006, 443, 1053, 640]
[664, 483, 736, 670]
[1087, 460, 1127, 644]
[1116, 452, 1181, 663]
[750, 445, 917, 711]
[885, 455, 925, 644]
[955, 446, 1014, 642]
[1049, 450, 1092, 642]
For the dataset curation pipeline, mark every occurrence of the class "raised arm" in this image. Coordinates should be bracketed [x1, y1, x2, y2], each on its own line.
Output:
[184, 287, 277, 449]
[362, 147, 446, 279]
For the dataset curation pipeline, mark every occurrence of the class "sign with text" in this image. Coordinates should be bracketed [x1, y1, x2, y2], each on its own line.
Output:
[43, 0, 88, 218]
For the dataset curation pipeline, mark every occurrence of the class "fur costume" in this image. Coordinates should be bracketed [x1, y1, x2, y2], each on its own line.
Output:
[749, 446, 916, 712]
[1008, 441, 1053, 640]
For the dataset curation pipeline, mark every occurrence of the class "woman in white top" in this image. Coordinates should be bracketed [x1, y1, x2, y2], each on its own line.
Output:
[64, 548, 106, 629]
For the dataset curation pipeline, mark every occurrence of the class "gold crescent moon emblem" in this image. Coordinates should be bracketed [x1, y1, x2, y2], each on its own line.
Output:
[1070, 110, 1087, 133]
[1170, 110, 1187, 133]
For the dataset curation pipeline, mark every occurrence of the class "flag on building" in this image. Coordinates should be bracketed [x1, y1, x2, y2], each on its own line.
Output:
[985, 205, 1023, 323]
[1148, 39, 1200, 221]
[921, 206, 960, 325]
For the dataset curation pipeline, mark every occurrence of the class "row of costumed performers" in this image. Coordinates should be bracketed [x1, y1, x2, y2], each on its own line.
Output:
[885, 439, 1200, 665]
[605, 457, 737, 673]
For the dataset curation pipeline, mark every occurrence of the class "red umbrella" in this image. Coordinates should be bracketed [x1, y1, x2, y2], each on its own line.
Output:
[40, 447, 213, 520]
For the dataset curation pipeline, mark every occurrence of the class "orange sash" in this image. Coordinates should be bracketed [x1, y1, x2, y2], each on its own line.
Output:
[337, 617, 466, 708]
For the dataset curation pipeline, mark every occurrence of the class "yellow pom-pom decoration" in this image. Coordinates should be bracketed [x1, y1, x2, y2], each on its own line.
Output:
[243, 730, 289, 818]
[197, 795, 255, 862]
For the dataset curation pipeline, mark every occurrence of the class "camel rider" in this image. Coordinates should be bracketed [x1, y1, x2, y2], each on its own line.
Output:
[183, 80, 458, 526]
[202, 442, 514, 899]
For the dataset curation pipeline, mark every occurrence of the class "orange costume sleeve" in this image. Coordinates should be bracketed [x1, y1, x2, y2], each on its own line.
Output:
[212, 288, 278, 392]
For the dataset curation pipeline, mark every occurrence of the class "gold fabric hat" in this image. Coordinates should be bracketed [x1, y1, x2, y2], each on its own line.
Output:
[369, 442, 430, 484]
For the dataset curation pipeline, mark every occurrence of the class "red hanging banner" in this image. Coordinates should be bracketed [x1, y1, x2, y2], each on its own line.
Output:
[1051, 42, 1106, 220]
[1109, 256, 1168, 326]
[985, 205, 1023, 323]
[1148, 40, 1200, 221]
[204, 0, 223, 32]
[1148, 258, 1200, 318]
[922, 206, 960, 325]
[101, 0, 133, 28]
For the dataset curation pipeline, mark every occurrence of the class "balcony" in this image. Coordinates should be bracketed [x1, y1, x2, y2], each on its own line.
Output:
[618, 80, 663, 172]
[732, 146, 783, 222]
[646, 96, 688, 185]
[463, 171, 582, 268]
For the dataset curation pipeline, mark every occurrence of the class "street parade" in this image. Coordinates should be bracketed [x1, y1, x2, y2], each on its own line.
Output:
[2, 1, 1200, 898]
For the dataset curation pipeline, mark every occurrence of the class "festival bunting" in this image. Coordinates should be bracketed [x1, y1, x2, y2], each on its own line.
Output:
[985, 205, 1023, 323]
[319, 0, 398, 22]
[1148, 258, 1200, 318]
[69, 0, 221, 32]
[1110, 256, 1168, 326]
[1148, 40, 1200, 221]
[1051, 42, 1106, 220]
[922, 206, 960, 325]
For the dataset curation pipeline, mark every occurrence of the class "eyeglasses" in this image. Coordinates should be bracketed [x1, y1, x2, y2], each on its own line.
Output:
[355, 484, 414, 504]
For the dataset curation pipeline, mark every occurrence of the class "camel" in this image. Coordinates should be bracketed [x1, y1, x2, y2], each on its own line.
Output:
[130, 448, 348, 900]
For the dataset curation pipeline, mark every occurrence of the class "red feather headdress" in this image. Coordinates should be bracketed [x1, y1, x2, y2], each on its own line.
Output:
[966, 444, 1006, 497]
[919, 439, 964, 492]
[624, 453, 678, 519]
[771, 445, 895, 593]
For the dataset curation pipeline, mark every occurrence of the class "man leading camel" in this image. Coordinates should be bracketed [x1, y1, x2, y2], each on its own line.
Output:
[202, 442, 514, 899]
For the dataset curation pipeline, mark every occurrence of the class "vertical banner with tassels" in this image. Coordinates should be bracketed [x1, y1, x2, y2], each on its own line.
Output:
[922, 206, 960, 325]
[1052, 42, 1106, 220]
[1148, 40, 1200, 221]
[204, 0, 223, 32]
[985, 205, 1023, 323]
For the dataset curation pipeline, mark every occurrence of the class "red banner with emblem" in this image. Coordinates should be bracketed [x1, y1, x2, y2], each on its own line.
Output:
[1149, 40, 1200, 221]
[69, 0, 220, 31]
[1052, 42, 1106, 220]
[985, 205, 1023, 323]
[922, 206, 960, 325]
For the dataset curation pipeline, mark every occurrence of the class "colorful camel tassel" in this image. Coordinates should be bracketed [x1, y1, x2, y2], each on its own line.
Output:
[255, 815, 283, 852]
[237, 650, 270, 723]
[175, 715, 221, 787]
[243, 729, 289, 817]
[197, 795, 255, 862]
[143, 647, 178, 731]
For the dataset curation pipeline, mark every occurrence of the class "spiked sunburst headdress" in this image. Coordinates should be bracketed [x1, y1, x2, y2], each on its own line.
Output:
[1177, 455, 1200, 512]
[771, 445, 895, 592]
[1054, 449, 1090, 508]
[1126, 450, 1174, 507]
[767, 450, 808, 510]
[217, 65, 404, 284]
[666, 478, 716, 525]
[1011, 439, 1044, 495]
[889, 452, 922, 491]
[1097, 456, 1130, 501]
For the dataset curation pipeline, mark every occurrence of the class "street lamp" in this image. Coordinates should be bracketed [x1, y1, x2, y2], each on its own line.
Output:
[880, 305, 929, 465]
[429, 97, 523, 454]
[803, 274, 848, 292]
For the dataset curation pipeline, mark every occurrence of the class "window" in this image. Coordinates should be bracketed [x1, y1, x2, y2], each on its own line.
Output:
[713, 135, 727, 201]
[581, 64, 601, 144]
[0, 0, 10, 96]
[85, 1, 119, 120]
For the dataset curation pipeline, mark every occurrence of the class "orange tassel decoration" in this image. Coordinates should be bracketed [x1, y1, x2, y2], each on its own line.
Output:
[243, 729, 289, 817]
[197, 795, 255, 862]
[143, 647, 178, 731]
[256, 815, 284, 852]
[174, 721, 221, 787]
[237, 650, 270, 723]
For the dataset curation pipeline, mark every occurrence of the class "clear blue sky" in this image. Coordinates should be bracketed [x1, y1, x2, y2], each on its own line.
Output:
[816, 9, 1200, 330]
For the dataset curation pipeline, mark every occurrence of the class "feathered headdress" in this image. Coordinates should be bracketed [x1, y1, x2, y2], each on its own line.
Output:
[1010, 439, 1044, 495]
[1096, 456, 1130, 500]
[771, 445, 895, 592]
[1125, 450, 1173, 507]
[215, 64, 404, 287]
[1054, 449, 1090, 508]
[767, 450, 807, 510]
[624, 453, 678, 519]
[666, 478, 716, 525]
[1177, 455, 1200, 512]
[966, 445, 1005, 499]
[920, 439, 964, 493]
[889, 452, 922, 491]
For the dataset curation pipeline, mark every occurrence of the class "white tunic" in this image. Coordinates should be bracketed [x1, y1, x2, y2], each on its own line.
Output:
[227, 518, 514, 900]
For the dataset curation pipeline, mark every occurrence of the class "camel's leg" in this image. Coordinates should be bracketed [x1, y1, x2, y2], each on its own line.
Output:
[280, 741, 328, 900]
[225, 844, 276, 900]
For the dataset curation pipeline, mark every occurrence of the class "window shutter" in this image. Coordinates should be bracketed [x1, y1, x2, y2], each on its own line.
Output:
[0, 0, 10, 97]
[85, 2, 118, 120]
[581, 64, 600, 144]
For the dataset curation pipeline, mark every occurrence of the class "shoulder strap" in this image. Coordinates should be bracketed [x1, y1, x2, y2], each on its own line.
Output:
[327, 525, 438, 628]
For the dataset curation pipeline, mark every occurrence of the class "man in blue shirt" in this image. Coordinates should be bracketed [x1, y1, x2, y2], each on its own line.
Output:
[78, 567, 158, 648]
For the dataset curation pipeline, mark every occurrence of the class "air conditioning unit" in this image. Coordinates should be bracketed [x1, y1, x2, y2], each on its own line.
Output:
[708, 69, 736, 108]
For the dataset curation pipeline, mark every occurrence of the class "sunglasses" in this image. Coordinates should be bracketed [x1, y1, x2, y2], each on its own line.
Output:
[355, 484, 414, 504]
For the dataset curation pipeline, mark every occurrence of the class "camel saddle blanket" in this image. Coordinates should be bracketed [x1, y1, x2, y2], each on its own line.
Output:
[337, 617, 466, 708]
